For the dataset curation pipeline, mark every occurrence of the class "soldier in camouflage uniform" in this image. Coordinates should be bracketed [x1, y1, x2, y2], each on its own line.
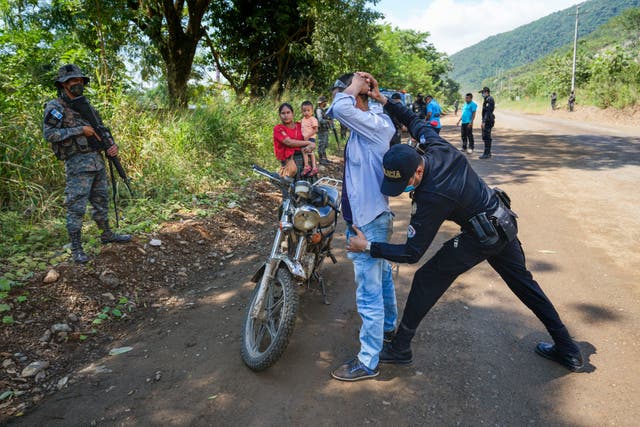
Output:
[43, 64, 131, 263]
[315, 95, 331, 164]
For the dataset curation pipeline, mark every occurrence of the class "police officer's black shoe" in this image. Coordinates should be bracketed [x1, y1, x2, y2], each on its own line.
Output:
[100, 231, 132, 244]
[379, 343, 413, 365]
[479, 153, 492, 159]
[535, 342, 584, 372]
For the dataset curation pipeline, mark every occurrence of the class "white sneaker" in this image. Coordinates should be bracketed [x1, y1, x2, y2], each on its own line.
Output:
[467, 148, 473, 154]
[459, 147, 466, 152]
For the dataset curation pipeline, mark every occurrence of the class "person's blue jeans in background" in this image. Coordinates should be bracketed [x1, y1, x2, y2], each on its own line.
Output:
[346, 211, 397, 369]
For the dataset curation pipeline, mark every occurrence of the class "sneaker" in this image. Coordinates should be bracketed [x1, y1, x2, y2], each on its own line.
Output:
[459, 147, 466, 152]
[479, 153, 492, 159]
[535, 342, 584, 372]
[319, 158, 330, 165]
[379, 343, 413, 365]
[467, 148, 473, 154]
[331, 358, 379, 382]
[383, 330, 395, 343]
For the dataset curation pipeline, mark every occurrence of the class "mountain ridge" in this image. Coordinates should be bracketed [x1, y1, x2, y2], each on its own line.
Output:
[449, 0, 640, 91]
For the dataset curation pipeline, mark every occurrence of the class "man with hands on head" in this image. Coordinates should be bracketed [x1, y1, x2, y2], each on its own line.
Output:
[345, 72, 584, 373]
[327, 72, 398, 382]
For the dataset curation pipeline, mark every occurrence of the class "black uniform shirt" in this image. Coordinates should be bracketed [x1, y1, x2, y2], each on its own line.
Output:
[369, 101, 497, 264]
[482, 95, 495, 124]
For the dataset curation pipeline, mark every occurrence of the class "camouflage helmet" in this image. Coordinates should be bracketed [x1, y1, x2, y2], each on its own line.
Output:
[54, 64, 90, 87]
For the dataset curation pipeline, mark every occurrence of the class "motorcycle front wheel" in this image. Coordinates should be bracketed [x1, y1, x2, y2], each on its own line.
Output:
[241, 266, 299, 371]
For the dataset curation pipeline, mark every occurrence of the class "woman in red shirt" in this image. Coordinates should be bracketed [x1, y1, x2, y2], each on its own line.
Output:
[273, 103, 316, 178]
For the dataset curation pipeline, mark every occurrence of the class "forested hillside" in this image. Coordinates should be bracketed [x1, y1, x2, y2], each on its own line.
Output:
[488, 8, 640, 109]
[450, 0, 640, 91]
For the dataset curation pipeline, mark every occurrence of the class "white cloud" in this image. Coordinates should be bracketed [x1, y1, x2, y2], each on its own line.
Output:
[380, 0, 580, 55]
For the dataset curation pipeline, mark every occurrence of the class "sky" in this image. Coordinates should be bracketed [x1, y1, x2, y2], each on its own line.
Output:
[376, 0, 581, 55]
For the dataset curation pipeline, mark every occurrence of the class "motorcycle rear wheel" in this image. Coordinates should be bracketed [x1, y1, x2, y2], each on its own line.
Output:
[241, 267, 299, 371]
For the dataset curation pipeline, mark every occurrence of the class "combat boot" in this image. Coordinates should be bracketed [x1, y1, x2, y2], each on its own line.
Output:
[97, 221, 132, 244]
[69, 231, 90, 264]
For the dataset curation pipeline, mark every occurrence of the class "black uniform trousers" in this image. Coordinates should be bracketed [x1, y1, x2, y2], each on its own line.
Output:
[400, 231, 565, 336]
[482, 122, 493, 155]
[461, 123, 474, 150]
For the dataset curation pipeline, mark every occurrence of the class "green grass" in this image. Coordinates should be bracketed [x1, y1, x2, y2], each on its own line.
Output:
[497, 97, 557, 114]
[0, 88, 323, 304]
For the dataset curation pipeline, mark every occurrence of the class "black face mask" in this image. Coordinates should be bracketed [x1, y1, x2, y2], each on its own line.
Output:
[68, 83, 84, 97]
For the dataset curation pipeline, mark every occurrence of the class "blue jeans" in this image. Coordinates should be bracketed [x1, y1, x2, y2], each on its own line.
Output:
[346, 211, 397, 369]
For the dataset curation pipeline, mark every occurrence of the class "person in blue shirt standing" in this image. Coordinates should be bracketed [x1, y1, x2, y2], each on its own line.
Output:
[327, 72, 398, 381]
[456, 93, 477, 154]
[425, 95, 442, 134]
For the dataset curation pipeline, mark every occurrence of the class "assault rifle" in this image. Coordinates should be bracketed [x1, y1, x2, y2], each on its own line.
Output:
[329, 121, 341, 151]
[68, 96, 134, 226]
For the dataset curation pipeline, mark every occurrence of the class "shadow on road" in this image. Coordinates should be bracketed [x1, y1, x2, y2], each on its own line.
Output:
[439, 125, 640, 186]
[12, 252, 598, 426]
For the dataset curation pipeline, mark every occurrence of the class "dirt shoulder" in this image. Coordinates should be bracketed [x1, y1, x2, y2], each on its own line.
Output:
[500, 102, 640, 131]
[0, 161, 344, 423]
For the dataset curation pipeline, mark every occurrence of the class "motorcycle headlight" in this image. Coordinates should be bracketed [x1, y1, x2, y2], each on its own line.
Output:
[293, 206, 320, 231]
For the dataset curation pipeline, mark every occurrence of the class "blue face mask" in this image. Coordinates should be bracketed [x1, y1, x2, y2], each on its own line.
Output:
[403, 185, 415, 193]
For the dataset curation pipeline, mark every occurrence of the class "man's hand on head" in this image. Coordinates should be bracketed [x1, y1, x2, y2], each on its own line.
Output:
[344, 72, 370, 97]
[359, 72, 387, 105]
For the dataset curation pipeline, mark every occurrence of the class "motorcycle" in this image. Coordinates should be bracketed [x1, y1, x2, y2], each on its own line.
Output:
[241, 165, 342, 371]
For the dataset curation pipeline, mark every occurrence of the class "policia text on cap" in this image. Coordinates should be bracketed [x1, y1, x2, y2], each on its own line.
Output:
[345, 72, 584, 372]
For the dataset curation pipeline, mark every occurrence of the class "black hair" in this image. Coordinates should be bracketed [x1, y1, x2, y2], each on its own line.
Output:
[465, 93, 473, 98]
[426, 94, 433, 99]
[333, 72, 369, 102]
[336, 73, 354, 89]
[278, 102, 294, 114]
[301, 100, 313, 108]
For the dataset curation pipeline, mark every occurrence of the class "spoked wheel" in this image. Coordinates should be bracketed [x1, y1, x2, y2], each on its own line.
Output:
[241, 267, 299, 371]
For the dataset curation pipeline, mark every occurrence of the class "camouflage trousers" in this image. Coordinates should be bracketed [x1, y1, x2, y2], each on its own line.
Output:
[317, 130, 329, 157]
[65, 168, 109, 234]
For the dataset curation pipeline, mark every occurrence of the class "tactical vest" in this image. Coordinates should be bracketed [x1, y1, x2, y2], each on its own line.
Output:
[47, 98, 94, 161]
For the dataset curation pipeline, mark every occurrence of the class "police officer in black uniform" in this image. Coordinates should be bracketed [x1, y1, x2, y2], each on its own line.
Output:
[479, 86, 495, 159]
[389, 92, 404, 146]
[345, 73, 584, 372]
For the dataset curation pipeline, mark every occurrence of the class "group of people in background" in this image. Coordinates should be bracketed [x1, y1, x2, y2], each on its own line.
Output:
[414, 87, 495, 159]
[550, 91, 576, 111]
[273, 96, 339, 179]
[412, 93, 442, 134]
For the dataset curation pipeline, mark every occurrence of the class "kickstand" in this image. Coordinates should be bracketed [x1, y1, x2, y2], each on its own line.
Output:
[311, 270, 330, 305]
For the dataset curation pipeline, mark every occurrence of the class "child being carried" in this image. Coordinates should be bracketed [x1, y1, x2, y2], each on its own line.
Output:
[300, 100, 319, 177]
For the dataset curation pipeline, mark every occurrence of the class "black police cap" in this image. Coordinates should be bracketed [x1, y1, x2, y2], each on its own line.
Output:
[380, 144, 423, 197]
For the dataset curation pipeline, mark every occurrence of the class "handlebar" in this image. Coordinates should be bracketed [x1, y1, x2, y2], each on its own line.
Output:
[251, 164, 293, 189]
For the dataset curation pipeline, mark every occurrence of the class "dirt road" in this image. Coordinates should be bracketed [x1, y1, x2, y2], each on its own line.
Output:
[12, 111, 640, 426]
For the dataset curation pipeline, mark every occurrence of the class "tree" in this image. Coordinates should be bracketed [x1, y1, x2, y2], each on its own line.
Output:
[202, 0, 312, 97]
[48, 0, 134, 94]
[370, 25, 451, 96]
[127, 0, 211, 108]
[202, 0, 382, 97]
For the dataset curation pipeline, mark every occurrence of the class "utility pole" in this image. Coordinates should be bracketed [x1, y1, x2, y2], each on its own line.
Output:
[571, 5, 580, 92]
